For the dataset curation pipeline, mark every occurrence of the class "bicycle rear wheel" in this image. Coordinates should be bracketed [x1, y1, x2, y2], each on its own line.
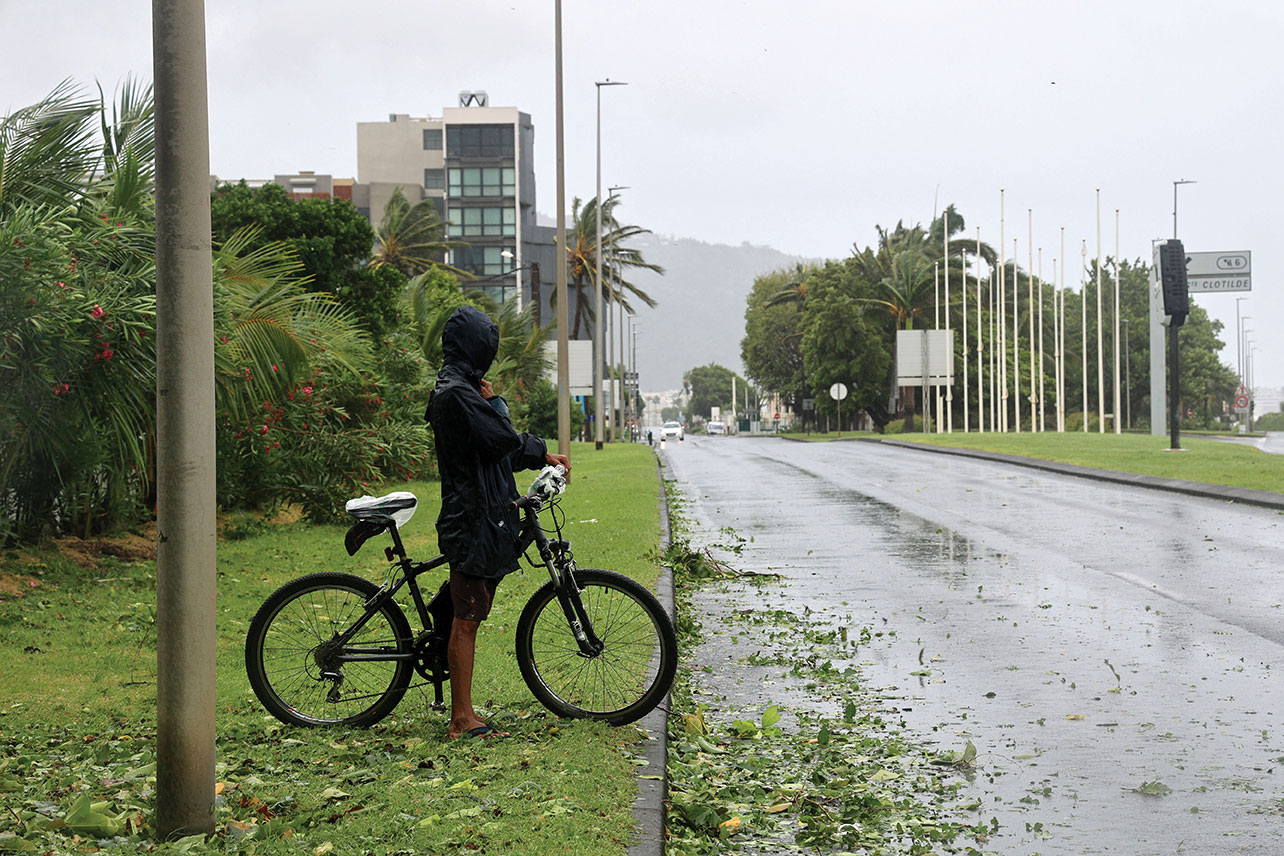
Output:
[515, 568, 676, 725]
[245, 572, 413, 727]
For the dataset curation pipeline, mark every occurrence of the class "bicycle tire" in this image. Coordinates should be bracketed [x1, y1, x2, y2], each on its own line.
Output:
[515, 568, 676, 725]
[245, 572, 414, 727]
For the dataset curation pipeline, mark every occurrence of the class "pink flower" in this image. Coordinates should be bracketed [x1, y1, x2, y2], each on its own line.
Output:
[302, 385, 313, 395]
[53, 382, 70, 396]
[260, 424, 269, 435]
[91, 305, 104, 318]
[271, 364, 278, 373]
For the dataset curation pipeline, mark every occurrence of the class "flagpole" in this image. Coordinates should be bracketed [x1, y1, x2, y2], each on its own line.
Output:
[976, 227, 984, 432]
[1013, 236, 1021, 433]
[999, 188, 1007, 432]
[1113, 207, 1122, 434]
[1028, 210, 1036, 431]
[944, 210, 952, 433]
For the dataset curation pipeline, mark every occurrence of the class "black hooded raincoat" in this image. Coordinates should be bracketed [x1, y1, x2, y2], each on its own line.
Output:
[426, 306, 548, 580]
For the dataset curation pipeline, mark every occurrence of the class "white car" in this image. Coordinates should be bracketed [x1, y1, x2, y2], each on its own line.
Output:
[707, 421, 726, 435]
[661, 421, 684, 441]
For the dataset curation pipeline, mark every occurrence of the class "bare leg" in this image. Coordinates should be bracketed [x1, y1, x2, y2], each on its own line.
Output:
[446, 618, 486, 738]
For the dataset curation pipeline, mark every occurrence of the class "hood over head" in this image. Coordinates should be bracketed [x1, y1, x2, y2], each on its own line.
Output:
[441, 305, 499, 381]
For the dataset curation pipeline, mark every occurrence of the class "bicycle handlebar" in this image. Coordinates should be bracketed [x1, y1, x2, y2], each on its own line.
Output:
[513, 464, 567, 512]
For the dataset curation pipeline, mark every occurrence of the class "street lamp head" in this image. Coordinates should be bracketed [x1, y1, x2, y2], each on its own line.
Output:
[1174, 179, 1197, 186]
[595, 79, 628, 88]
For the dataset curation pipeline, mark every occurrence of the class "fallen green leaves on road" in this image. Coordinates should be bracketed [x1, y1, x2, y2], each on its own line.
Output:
[662, 524, 993, 855]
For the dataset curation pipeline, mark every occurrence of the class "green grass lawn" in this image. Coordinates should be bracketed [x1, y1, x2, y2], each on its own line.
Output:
[873, 431, 1284, 494]
[0, 441, 662, 854]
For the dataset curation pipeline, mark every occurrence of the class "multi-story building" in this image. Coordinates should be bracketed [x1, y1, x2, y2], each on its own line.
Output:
[356, 93, 557, 315]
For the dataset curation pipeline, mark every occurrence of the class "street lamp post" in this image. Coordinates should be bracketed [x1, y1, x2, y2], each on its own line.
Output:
[1249, 346, 1260, 431]
[1173, 179, 1196, 239]
[607, 185, 629, 441]
[594, 80, 626, 451]
[1236, 301, 1249, 381]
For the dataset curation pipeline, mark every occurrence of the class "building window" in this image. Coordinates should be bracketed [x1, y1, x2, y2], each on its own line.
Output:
[423, 128, 443, 150]
[424, 168, 445, 190]
[448, 206, 516, 238]
[446, 124, 514, 158]
[447, 167, 515, 199]
[450, 245, 516, 276]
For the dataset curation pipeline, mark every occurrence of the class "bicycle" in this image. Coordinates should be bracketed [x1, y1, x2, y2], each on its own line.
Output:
[244, 465, 677, 729]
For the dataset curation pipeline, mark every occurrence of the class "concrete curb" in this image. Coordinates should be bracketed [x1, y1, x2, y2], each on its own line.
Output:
[867, 437, 1284, 512]
[627, 449, 673, 856]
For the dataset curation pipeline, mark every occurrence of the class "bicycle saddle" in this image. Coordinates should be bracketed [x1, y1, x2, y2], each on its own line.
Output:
[343, 492, 418, 557]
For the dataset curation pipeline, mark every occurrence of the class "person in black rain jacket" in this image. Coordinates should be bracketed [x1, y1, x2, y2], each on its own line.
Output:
[426, 305, 570, 738]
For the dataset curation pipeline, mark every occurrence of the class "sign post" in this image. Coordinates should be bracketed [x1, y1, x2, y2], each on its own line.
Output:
[829, 382, 848, 437]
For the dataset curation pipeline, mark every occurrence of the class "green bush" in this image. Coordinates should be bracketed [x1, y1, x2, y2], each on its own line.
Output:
[216, 350, 434, 523]
[1063, 411, 1102, 432]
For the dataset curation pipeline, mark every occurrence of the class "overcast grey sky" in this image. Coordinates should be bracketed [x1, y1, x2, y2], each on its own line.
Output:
[4, 0, 1280, 389]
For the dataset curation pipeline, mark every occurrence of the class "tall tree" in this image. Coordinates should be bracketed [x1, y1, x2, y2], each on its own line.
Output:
[800, 261, 892, 428]
[682, 363, 753, 422]
[210, 182, 402, 336]
[741, 268, 809, 410]
[563, 194, 663, 338]
[370, 187, 465, 277]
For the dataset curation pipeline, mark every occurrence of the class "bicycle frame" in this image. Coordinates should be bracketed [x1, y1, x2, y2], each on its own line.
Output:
[326, 493, 604, 705]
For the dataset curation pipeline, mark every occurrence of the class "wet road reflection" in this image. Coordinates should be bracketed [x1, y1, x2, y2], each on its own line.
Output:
[665, 435, 1284, 855]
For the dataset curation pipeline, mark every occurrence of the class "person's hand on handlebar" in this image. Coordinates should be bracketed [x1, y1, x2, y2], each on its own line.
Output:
[545, 452, 570, 477]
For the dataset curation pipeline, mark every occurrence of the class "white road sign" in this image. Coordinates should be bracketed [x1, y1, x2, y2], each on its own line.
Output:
[829, 382, 848, 401]
[1186, 250, 1251, 293]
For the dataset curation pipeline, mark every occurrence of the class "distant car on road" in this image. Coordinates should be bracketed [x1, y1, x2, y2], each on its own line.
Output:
[661, 421, 684, 441]
[707, 421, 726, 435]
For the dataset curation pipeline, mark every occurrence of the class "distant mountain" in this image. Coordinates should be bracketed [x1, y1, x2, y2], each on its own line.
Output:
[623, 234, 806, 392]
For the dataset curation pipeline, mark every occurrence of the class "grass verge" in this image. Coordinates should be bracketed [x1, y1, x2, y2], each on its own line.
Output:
[877, 431, 1284, 494]
[0, 441, 661, 854]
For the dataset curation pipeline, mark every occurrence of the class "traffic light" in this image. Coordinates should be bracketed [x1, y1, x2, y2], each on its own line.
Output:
[1158, 239, 1189, 326]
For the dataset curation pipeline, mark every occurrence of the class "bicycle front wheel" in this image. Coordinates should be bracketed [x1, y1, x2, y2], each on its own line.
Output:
[516, 568, 676, 725]
[245, 572, 413, 727]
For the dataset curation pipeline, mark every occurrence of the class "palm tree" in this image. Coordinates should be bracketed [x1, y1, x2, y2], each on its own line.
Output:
[563, 194, 663, 338]
[0, 79, 100, 216]
[402, 270, 550, 393]
[212, 228, 373, 422]
[371, 187, 466, 277]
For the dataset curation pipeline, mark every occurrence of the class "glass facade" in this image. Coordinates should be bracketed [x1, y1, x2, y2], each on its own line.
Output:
[446, 124, 514, 158]
[424, 168, 445, 189]
[447, 167, 515, 198]
[450, 245, 516, 276]
[422, 128, 443, 150]
[448, 206, 516, 238]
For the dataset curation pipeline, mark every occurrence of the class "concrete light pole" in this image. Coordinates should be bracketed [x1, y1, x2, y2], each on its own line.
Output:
[152, 0, 216, 839]
[553, 0, 570, 456]
[593, 80, 626, 451]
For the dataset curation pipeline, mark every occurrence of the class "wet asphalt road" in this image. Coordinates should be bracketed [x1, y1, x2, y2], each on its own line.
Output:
[662, 434, 1284, 855]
